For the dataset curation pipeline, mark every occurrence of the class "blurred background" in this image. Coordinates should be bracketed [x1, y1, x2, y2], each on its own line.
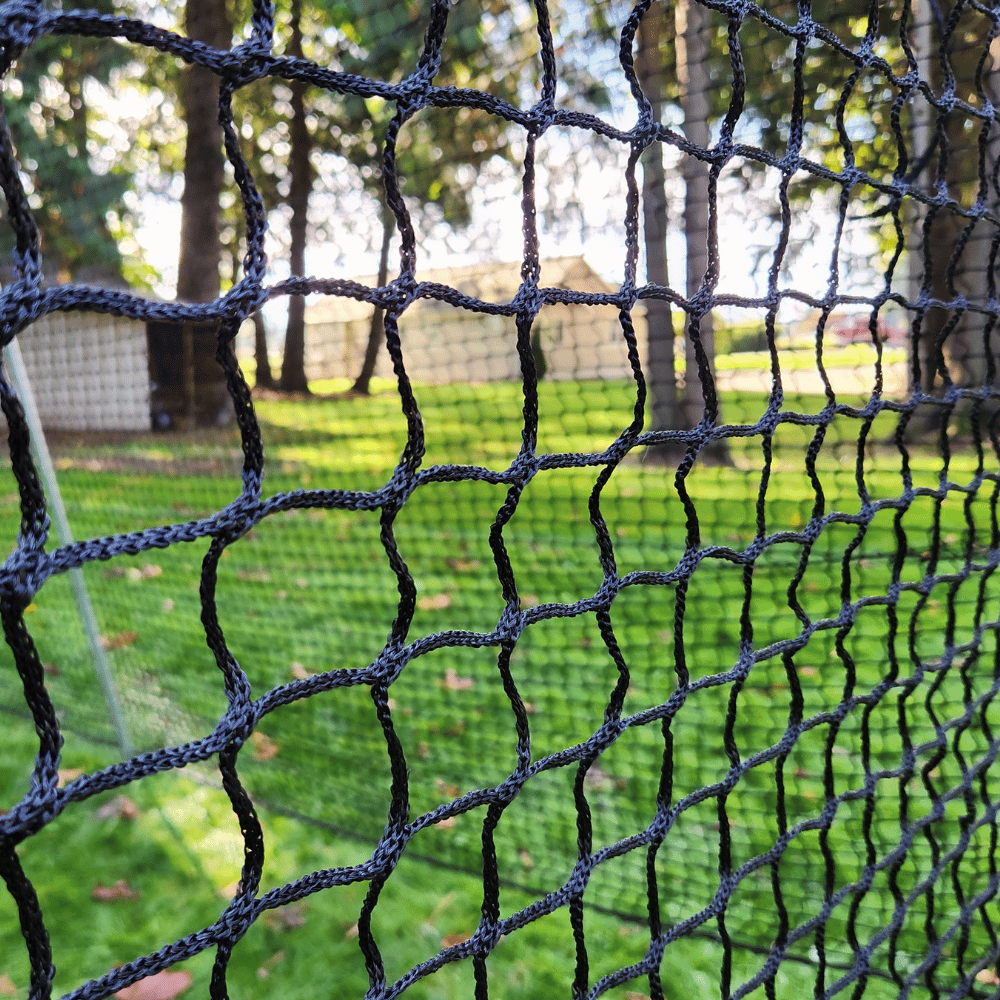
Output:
[3, 2, 1000, 997]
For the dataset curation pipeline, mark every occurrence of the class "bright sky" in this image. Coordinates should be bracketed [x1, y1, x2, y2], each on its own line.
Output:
[124, 8, 884, 339]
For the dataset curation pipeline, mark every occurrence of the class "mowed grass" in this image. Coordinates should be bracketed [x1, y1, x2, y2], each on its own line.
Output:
[2, 378, 999, 997]
[8, 721, 803, 1000]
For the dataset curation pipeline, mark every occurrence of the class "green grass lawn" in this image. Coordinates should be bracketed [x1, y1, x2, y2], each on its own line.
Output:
[2, 379, 998, 997]
[9, 722, 810, 1000]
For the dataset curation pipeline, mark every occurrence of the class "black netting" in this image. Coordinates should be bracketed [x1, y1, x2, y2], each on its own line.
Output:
[3, 0, 1000, 997]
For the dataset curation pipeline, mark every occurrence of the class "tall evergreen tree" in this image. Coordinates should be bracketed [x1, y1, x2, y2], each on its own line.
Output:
[634, 4, 681, 454]
[631, 0, 727, 459]
[176, 0, 231, 304]
[1, 0, 133, 284]
[691, 0, 999, 392]
[277, 0, 311, 392]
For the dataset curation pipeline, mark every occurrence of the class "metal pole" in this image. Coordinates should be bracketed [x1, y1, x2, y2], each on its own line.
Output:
[3, 337, 135, 760]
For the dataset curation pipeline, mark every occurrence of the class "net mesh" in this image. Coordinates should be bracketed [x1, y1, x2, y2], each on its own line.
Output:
[3, 0, 1000, 997]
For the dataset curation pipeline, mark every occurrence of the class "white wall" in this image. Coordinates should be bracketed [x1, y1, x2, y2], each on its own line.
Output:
[12, 311, 150, 432]
[305, 303, 645, 384]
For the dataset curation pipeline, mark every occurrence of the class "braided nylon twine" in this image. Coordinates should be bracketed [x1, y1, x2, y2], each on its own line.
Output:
[3, 0, 1000, 997]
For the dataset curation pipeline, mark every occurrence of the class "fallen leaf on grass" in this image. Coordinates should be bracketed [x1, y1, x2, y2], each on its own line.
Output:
[434, 815, 457, 830]
[141, 564, 162, 579]
[0, 974, 17, 996]
[435, 778, 461, 799]
[418, 592, 452, 611]
[344, 922, 359, 940]
[583, 765, 611, 791]
[103, 566, 126, 580]
[263, 905, 306, 931]
[217, 881, 240, 901]
[289, 661, 311, 680]
[42, 662, 60, 676]
[441, 931, 472, 948]
[92, 880, 140, 902]
[250, 732, 280, 762]
[96, 796, 140, 821]
[101, 631, 139, 651]
[57, 768, 84, 787]
[236, 568, 271, 583]
[517, 848, 534, 870]
[161, 599, 175, 613]
[624, 993, 652, 1000]
[519, 595, 538, 608]
[444, 558, 481, 572]
[976, 969, 1000, 986]
[440, 668, 473, 692]
[114, 969, 193, 1000]
[256, 950, 285, 980]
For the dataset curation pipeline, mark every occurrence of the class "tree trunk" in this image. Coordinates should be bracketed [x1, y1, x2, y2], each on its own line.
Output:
[939, 19, 1000, 394]
[253, 311, 274, 388]
[278, 0, 312, 394]
[636, 6, 682, 463]
[676, 0, 727, 463]
[911, 3, 1000, 400]
[176, 0, 229, 304]
[351, 204, 394, 395]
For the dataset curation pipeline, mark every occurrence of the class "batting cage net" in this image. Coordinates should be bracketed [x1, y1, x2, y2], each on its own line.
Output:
[2, 0, 1000, 997]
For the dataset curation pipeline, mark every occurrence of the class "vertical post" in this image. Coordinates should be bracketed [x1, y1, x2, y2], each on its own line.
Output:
[636, 5, 681, 461]
[676, 0, 715, 427]
[2, 338, 135, 760]
[909, 0, 933, 308]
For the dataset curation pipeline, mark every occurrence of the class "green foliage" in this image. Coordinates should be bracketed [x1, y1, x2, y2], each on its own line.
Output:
[2, 0, 137, 282]
[226, 0, 528, 271]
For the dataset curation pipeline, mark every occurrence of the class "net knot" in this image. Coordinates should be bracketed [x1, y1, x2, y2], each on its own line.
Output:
[1, 543, 49, 606]
[0, 1, 46, 66]
[469, 922, 505, 954]
[221, 282, 268, 329]
[370, 642, 410, 685]
[0, 284, 46, 346]
[380, 468, 418, 510]
[212, 494, 264, 543]
[511, 281, 546, 317]
[382, 274, 418, 313]
[507, 450, 541, 486]
[228, 41, 273, 86]
[496, 604, 525, 645]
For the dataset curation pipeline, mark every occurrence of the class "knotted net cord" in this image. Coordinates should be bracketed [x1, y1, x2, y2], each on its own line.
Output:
[2, 0, 1000, 997]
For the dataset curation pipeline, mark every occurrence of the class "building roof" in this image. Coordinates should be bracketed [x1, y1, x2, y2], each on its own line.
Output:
[304, 256, 616, 324]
